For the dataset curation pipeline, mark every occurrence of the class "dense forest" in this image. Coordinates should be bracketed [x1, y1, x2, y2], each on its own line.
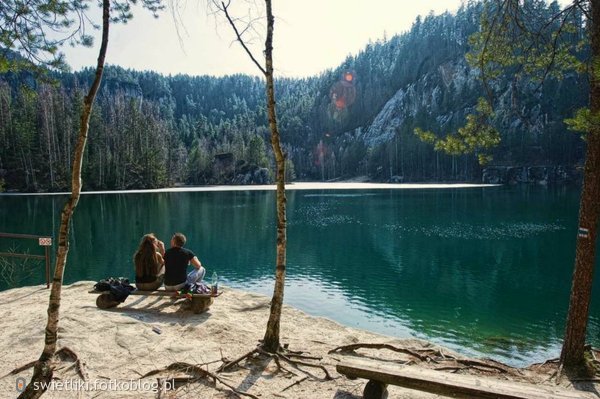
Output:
[0, 0, 589, 192]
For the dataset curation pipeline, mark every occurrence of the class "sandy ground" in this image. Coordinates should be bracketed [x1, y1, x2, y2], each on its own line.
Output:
[0, 181, 497, 196]
[0, 282, 597, 399]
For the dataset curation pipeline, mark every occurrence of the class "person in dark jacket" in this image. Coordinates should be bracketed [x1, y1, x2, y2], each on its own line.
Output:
[163, 232, 205, 291]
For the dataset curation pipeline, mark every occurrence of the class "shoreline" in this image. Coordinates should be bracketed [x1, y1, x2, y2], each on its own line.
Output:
[0, 181, 499, 196]
[0, 281, 595, 398]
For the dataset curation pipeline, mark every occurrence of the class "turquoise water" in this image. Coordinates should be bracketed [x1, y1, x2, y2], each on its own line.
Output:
[0, 185, 598, 366]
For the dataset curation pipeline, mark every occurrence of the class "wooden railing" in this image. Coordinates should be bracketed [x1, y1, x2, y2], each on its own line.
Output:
[0, 232, 52, 288]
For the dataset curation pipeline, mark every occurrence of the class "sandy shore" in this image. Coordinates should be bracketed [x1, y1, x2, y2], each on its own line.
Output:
[0, 181, 498, 196]
[0, 282, 595, 398]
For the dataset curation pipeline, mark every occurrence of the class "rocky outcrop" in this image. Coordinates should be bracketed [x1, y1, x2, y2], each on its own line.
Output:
[360, 59, 479, 148]
[232, 160, 271, 185]
[232, 168, 271, 185]
[482, 166, 582, 185]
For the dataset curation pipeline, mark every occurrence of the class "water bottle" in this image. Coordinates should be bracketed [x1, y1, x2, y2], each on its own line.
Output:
[211, 271, 219, 295]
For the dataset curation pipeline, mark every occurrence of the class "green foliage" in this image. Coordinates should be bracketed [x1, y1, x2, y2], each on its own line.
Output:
[417, 0, 589, 166]
[186, 140, 212, 185]
[0, 1, 590, 189]
[247, 135, 269, 168]
[0, 0, 91, 72]
[414, 128, 436, 145]
[415, 98, 500, 164]
[564, 108, 600, 134]
[467, 0, 587, 85]
[284, 158, 295, 182]
[0, 0, 165, 73]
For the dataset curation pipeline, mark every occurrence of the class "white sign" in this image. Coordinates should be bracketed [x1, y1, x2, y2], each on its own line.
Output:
[578, 227, 590, 239]
[39, 237, 52, 246]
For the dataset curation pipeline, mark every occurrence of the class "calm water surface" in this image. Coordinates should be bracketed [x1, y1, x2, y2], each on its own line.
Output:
[1, 185, 599, 366]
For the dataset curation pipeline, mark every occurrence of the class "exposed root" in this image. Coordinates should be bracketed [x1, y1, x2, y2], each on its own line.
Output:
[217, 348, 259, 372]
[218, 343, 333, 384]
[271, 353, 299, 376]
[142, 362, 258, 399]
[281, 376, 308, 392]
[261, 348, 333, 380]
[285, 353, 323, 361]
[407, 347, 458, 360]
[434, 366, 468, 373]
[7, 361, 38, 376]
[543, 369, 558, 383]
[454, 358, 513, 374]
[56, 347, 87, 381]
[556, 363, 564, 384]
[530, 358, 560, 368]
[328, 343, 440, 362]
[7, 346, 87, 382]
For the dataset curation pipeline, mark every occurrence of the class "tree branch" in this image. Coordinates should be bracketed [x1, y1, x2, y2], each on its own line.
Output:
[218, 0, 266, 75]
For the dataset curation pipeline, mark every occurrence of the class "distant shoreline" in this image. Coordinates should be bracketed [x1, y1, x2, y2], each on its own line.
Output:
[0, 181, 499, 196]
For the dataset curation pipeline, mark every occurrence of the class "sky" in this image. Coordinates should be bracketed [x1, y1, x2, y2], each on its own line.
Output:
[60, 0, 567, 78]
[60, 0, 473, 77]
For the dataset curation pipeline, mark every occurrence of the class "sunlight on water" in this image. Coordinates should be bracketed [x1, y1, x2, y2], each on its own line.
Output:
[303, 193, 378, 198]
[380, 222, 566, 240]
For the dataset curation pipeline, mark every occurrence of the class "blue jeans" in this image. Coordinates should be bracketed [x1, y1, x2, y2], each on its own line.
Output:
[164, 267, 205, 291]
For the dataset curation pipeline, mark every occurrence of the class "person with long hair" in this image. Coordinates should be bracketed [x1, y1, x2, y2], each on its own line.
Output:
[134, 233, 165, 291]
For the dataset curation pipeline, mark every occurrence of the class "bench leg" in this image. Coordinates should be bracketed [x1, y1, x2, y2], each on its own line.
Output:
[363, 380, 388, 399]
[191, 297, 213, 314]
[96, 293, 120, 309]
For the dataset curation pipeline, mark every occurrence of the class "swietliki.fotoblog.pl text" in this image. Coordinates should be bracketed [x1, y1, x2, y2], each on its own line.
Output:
[15, 377, 176, 393]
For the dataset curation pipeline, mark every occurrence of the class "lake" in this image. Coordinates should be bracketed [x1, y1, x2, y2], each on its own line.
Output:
[0, 184, 598, 367]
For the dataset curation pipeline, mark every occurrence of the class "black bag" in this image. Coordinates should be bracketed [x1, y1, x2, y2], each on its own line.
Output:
[109, 283, 135, 302]
[94, 277, 130, 291]
[94, 277, 135, 302]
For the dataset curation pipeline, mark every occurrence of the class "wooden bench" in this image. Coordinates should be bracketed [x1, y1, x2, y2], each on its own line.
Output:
[336, 358, 595, 399]
[89, 287, 221, 314]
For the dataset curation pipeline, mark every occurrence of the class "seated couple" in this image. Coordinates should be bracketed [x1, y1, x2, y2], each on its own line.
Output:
[134, 232, 205, 291]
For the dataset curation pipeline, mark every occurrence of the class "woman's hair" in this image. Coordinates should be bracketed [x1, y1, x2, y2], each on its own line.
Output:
[134, 233, 160, 277]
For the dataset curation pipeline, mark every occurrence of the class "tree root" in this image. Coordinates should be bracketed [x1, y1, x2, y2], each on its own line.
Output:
[55, 347, 87, 381]
[281, 375, 308, 392]
[530, 358, 560, 368]
[453, 358, 513, 374]
[328, 343, 443, 362]
[434, 366, 468, 373]
[142, 362, 259, 399]
[218, 348, 260, 372]
[7, 346, 87, 382]
[266, 348, 333, 380]
[7, 361, 38, 377]
[329, 342, 520, 378]
[218, 343, 333, 381]
[285, 352, 323, 361]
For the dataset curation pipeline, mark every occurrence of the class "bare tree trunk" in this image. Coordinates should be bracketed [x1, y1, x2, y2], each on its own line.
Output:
[18, 1, 110, 397]
[261, 0, 287, 353]
[40, 88, 55, 188]
[218, 0, 287, 354]
[560, 0, 600, 369]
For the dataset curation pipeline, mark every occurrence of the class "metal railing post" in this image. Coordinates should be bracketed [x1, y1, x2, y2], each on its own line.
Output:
[0, 232, 53, 288]
[45, 246, 50, 288]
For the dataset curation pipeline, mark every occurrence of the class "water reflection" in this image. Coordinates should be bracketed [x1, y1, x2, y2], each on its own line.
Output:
[0, 186, 598, 366]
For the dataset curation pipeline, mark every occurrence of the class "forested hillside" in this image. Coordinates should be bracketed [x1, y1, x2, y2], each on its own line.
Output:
[0, 0, 588, 191]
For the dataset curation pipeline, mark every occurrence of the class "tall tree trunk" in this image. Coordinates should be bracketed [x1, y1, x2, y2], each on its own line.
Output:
[262, 0, 287, 353]
[560, 0, 600, 369]
[18, 1, 110, 397]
